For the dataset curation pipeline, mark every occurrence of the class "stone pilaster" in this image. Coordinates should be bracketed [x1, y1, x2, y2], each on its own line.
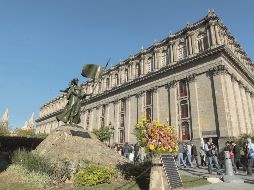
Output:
[209, 66, 229, 138]
[129, 95, 138, 144]
[246, 91, 254, 133]
[209, 21, 216, 47]
[167, 80, 178, 127]
[239, 83, 249, 133]
[152, 86, 159, 121]
[233, 80, 247, 134]
[223, 75, 240, 137]
[188, 74, 202, 139]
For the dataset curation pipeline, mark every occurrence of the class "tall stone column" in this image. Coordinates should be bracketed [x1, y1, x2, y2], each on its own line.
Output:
[209, 66, 229, 138]
[223, 75, 240, 137]
[187, 74, 202, 139]
[169, 42, 174, 63]
[113, 100, 119, 143]
[241, 86, 251, 133]
[157, 86, 169, 124]
[173, 42, 178, 62]
[246, 90, 254, 133]
[187, 32, 193, 55]
[239, 84, 249, 133]
[209, 21, 216, 47]
[152, 87, 159, 121]
[214, 24, 221, 45]
[232, 80, 247, 134]
[168, 80, 178, 127]
[127, 95, 137, 144]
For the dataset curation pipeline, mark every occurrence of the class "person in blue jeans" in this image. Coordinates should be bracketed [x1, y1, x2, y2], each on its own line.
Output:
[204, 137, 221, 175]
[178, 143, 186, 168]
[185, 142, 193, 167]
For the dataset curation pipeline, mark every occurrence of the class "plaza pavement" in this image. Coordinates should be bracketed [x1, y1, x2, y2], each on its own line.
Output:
[179, 166, 254, 190]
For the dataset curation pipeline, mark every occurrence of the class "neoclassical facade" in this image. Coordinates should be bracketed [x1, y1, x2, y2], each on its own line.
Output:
[36, 11, 254, 148]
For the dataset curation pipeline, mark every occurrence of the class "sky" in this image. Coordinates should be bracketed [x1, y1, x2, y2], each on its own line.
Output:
[0, 0, 253, 129]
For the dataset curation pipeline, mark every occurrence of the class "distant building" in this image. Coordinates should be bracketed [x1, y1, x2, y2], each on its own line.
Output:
[0, 108, 8, 131]
[21, 112, 35, 130]
[36, 11, 254, 149]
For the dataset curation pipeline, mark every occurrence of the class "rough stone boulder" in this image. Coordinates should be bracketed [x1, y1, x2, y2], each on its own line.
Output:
[33, 125, 127, 172]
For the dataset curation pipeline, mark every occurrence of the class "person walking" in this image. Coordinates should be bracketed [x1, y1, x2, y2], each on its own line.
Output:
[204, 137, 221, 175]
[177, 143, 186, 168]
[123, 142, 130, 159]
[231, 141, 247, 173]
[224, 141, 237, 173]
[185, 142, 193, 167]
[246, 138, 254, 176]
[191, 143, 200, 168]
[199, 147, 207, 166]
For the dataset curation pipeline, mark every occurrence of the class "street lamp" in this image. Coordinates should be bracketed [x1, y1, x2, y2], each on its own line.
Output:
[109, 122, 115, 146]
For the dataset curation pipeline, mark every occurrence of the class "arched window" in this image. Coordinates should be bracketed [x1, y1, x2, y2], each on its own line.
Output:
[177, 42, 187, 60]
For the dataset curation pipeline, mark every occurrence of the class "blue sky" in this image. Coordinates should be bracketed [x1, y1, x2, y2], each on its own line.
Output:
[0, 0, 253, 129]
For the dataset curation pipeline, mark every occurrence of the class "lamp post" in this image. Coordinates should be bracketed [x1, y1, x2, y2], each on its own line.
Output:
[109, 122, 115, 146]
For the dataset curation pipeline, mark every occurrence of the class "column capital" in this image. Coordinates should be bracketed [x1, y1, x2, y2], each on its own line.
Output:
[151, 86, 158, 93]
[165, 80, 177, 89]
[186, 73, 197, 83]
[207, 65, 228, 77]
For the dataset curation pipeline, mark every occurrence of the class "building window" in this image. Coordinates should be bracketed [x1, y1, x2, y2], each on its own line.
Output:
[106, 78, 110, 90]
[86, 110, 90, 130]
[119, 130, 124, 143]
[125, 69, 129, 82]
[98, 82, 102, 93]
[120, 99, 125, 128]
[136, 63, 141, 78]
[101, 105, 106, 128]
[147, 58, 153, 72]
[197, 34, 209, 52]
[115, 74, 119, 86]
[180, 100, 189, 118]
[161, 52, 167, 66]
[145, 91, 152, 121]
[181, 122, 190, 140]
[178, 42, 187, 60]
[178, 79, 191, 140]
[179, 80, 188, 97]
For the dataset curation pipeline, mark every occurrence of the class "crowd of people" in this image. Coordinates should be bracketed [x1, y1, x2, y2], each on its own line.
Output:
[177, 137, 254, 176]
[111, 142, 147, 163]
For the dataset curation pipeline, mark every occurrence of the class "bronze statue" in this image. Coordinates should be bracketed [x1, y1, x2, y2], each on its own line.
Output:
[56, 78, 90, 124]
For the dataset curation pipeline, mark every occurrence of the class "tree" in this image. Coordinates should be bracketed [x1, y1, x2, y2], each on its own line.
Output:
[92, 127, 111, 142]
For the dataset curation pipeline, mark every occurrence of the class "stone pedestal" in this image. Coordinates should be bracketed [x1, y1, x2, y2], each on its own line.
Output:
[149, 156, 170, 190]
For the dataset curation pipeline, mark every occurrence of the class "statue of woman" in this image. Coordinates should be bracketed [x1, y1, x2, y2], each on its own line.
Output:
[56, 78, 91, 125]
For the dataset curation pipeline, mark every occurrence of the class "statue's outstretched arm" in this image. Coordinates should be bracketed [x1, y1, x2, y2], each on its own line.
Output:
[60, 87, 70, 93]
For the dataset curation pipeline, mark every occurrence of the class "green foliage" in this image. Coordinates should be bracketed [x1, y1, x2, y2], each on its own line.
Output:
[92, 127, 111, 142]
[236, 133, 254, 148]
[121, 160, 151, 180]
[7, 164, 52, 188]
[74, 163, 116, 186]
[12, 149, 71, 185]
[14, 129, 35, 137]
[0, 126, 9, 136]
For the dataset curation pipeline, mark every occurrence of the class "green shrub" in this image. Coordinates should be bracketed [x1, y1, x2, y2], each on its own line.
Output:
[236, 133, 254, 148]
[92, 127, 111, 142]
[74, 164, 116, 186]
[7, 164, 52, 188]
[11, 149, 71, 185]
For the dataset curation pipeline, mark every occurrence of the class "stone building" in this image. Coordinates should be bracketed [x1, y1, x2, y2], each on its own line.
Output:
[36, 11, 254, 149]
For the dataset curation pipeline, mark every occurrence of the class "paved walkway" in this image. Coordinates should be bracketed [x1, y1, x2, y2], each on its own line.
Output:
[179, 166, 254, 190]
